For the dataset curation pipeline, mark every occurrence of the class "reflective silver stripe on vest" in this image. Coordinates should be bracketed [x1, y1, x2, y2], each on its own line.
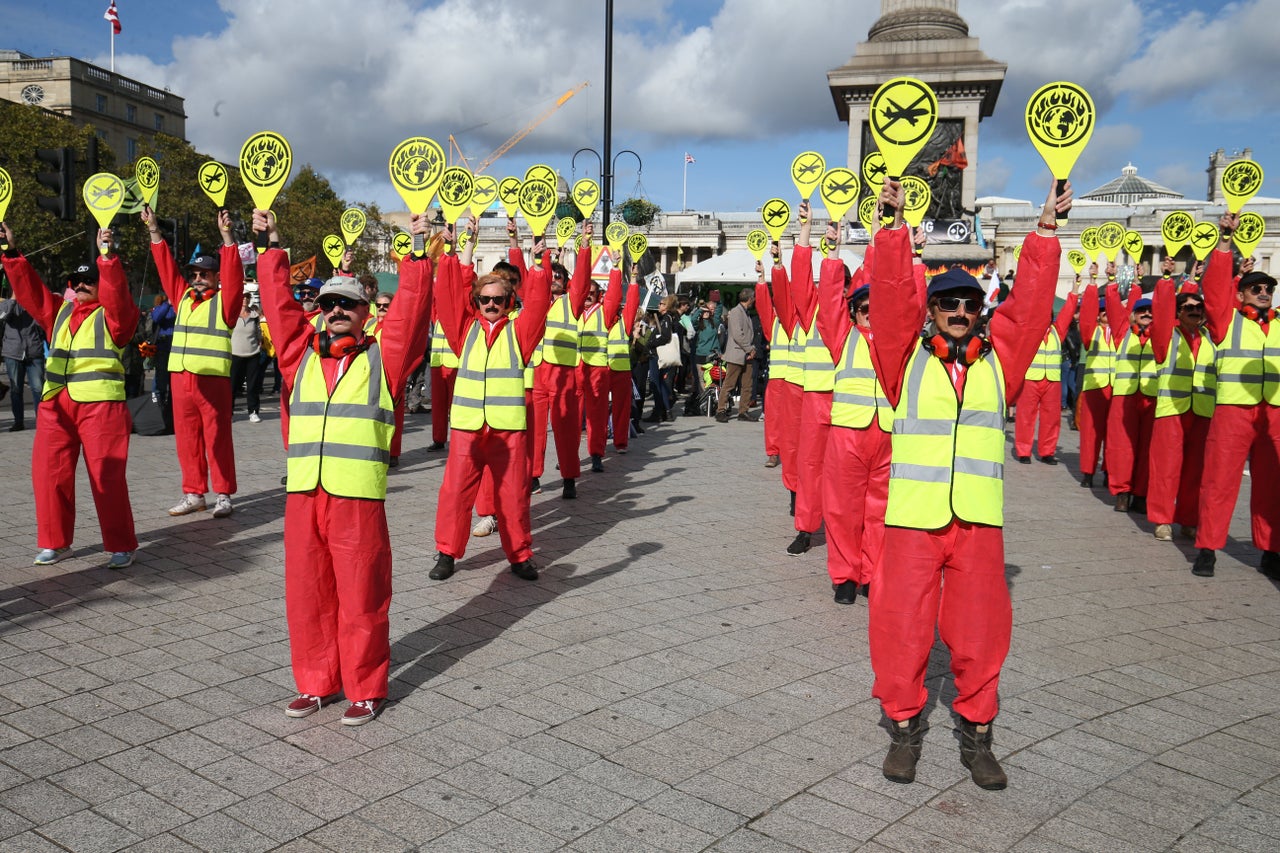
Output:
[288, 342, 389, 461]
[287, 441, 390, 464]
[955, 456, 1004, 478]
[889, 462, 951, 482]
[47, 306, 119, 384]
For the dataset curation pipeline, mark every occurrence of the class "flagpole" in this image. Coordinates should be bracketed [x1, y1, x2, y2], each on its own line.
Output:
[682, 157, 688, 212]
[110, 22, 115, 72]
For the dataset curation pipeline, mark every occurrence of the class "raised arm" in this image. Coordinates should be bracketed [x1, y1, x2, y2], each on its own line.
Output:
[96, 233, 140, 347]
[1150, 272, 1176, 364]
[1079, 282, 1100, 345]
[514, 251, 552, 364]
[816, 222, 852, 358]
[0, 223, 62, 332]
[1202, 212, 1238, 345]
[755, 261, 775, 336]
[567, 225, 594, 318]
[253, 211, 312, 389]
[142, 205, 189, 305]
[621, 271, 640, 334]
[378, 254, 434, 399]
[217, 210, 244, 328]
[790, 201, 817, 332]
[600, 256, 624, 327]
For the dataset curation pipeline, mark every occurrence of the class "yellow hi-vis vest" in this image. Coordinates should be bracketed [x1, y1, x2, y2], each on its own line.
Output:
[1112, 328, 1157, 397]
[1214, 311, 1280, 407]
[1024, 327, 1062, 382]
[831, 328, 893, 432]
[885, 346, 1007, 530]
[769, 318, 797, 384]
[429, 319, 460, 369]
[1155, 329, 1216, 419]
[799, 306, 835, 393]
[169, 291, 232, 376]
[452, 321, 528, 430]
[43, 302, 125, 403]
[579, 305, 609, 368]
[1081, 326, 1115, 392]
[606, 320, 631, 372]
[539, 296, 580, 367]
[286, 342, 394, 501]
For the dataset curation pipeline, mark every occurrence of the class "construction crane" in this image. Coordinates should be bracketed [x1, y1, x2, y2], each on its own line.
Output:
[449, 81, 589, 174]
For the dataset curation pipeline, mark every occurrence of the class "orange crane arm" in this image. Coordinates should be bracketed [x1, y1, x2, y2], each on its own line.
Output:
[475, 81, 589, 174]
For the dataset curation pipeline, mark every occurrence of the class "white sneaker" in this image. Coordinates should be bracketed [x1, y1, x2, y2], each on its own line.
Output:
[167, 494, 206, 516]
[106, 551, 134, 569]
[211, 494, 233, 518]
[471, 515, 497, 537]
[249, 412, 262, 423]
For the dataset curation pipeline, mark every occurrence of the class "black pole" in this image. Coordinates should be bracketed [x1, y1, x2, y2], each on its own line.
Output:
[602, 0, 613, 228]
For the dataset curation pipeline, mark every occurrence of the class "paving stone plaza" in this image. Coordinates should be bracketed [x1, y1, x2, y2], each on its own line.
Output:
[1, 401, 1278, 852]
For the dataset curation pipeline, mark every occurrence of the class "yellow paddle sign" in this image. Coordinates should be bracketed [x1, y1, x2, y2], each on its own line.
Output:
[604, 221, 628, 255]
[901, 175, 932, 228]
[323, 234, 344, 270]
[1122, 230, 1144, 264]
[1096, 221, 1125, 263]
[470, 175, 498, 219]
[1189, 221, 1220, 261]
[818, 167, 860, 224]
[1013, 244, 1023, 263]
[437, 167, 474, 226]
[862, 151, 887, 192]
[858, 196, 877, 233]
[628, 233, 648, 264]
[82, 172, 125, 254]
[388, 136, 445, 215]
[1025, 81, 1095, 223]
[238, 131, 293, 213]
[1234, 212, 1266, 259]
[572, 178, 600, 220]
[0, 166, 12, 224]
[746, 229, 769, 261]
[498, 177, 522, 219]
[518, 179, 556, 237]
[197, 161, 229, 208]
[1221, 159, 1264, 213]
[761, 197, 791, 242]
[555, 216, 576, 250]
[391, 231, 413, 262]
[869, 77, 938, 182]
[791, 151, 825, 201]
[340, 208, 366, 246]
[134, 156, 160, 208]
[524, 164, 556, 187]
[1080, 226, 1101, 262]
[819, 237, 835, 258]
[1067, 249, 1088, 275]
[1160, 211, 1194, 257]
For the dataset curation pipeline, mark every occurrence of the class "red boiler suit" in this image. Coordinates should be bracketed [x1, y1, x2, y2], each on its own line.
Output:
[868, 225, 1058, 724]
[1075, 285, 1112, 477]
[528, 246, 590, 481]
[607, 279, 641, 453]
[582, 268, 625, 458]
[154, 242, 242, 497]
[435, 253, 551, 563]
[1195, 248, 1280, 553]
[1104, 283, 1154, 498]
[2, 253, 139, 554]
[259, 249, 433, 703]
[759, 260, 800, 493]
[790, 245, 832, 535]
[1013, 292, 1077, 458]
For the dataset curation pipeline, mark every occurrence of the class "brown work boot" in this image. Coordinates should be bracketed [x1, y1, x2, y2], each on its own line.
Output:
[882, 714, 924, 783]
[958, 719, 1007, 790]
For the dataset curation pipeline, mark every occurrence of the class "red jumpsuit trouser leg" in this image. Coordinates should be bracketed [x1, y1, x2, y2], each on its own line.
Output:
[1197, 404, 1280, 552]
[1105, 392, 1143, 496]
[764, 378, 785, 457]
[171, 372, 237, 495]
[1132, 394, 1155, 498]
[435, 428, 534, 563]
[583, 365, 611, 458]
[794, 390, 832, 533]
[1014, 379, 1062, 458]
[1147, 411, 1210, 527]
[1077, 387, 1110, 476]
[1249, 404, 1280, 550]
[870, 521, 1010, 723]
[822, 424, 890, 586]
[284, 489, 391, 702]
[609, 369, 631, 452]
[430, 365, 456, 445]
[34, 395, 138, 553]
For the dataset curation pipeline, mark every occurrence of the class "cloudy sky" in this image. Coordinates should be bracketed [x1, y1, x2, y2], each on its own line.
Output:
[9, 0, 1278, 214]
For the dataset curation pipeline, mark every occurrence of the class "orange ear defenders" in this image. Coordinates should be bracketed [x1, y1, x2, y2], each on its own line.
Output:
[312, 330, 368, 358]
[1240, 304, 1277, 323]
[921, 331, 990, 365]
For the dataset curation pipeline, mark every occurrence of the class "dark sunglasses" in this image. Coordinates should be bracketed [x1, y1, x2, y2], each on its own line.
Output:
[318, 296, 361, 312]
[189, 269, 215, 280]
[1179, 302, 1204, 311]
[375, 302, 391, 311]
[477, 294, 508, 306]
[1247, 283, 1276, 296]
[855, 303, 870, 315]
[936, 296, 982, 313]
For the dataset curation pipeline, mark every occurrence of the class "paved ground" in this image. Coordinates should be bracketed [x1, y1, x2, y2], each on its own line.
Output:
[1, 391, 1279, 853]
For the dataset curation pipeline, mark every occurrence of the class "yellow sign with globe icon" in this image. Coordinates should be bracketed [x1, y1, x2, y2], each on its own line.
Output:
[555, 216, 576, 250]
[605, 221, 629, 255]
[1161, 211, 1194, 257]
[437, 167, 475, 226]
[1079, 227, 1100, 262]
[388, 136, 445, 256]
[239, 131, 293, 213]
[134, 156, 160, 208]
[340, 207, 366, 246]
[900, 176, 932, 228]
[1233, 212, 1265, 259]
[518, 179, 556, 237]
[1025, 81, 1095, 223]
[627, 233, 648, 265]
[1221, 159, 1263, 213]
[82, 172, 125, 254]
[746, 229, 769, 261]
[0, 167, 11, 231]
[1067, 249, 1088, 275]
[1096, 221, 1125, 263]
[858, 196, 878, 233]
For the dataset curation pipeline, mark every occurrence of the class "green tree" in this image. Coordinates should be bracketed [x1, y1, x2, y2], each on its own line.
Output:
[273, 165, 346, 277]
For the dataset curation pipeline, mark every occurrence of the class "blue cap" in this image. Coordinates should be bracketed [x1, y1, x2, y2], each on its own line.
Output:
[848, 284, 870, 305]
[1133, 297, 1153, 312]
[297, 277, 323, 292]
[926, 268, 984, 299]
[1099, 298, 1108, 312]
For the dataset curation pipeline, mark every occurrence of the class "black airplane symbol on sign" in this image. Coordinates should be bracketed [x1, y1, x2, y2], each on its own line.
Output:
[866, 162, 887, 179]
[474, 186, 496, 201]
[764, 205, 788, 225]
[825, 178, 857, 196]
[1194, 225, 1216, 241]
[1125, 236, 1141, 249]
[795, 159, 822, 178]
[575, 187, 597, 202]
[880, 97, 929, 128]
[325, 238, 342, 251]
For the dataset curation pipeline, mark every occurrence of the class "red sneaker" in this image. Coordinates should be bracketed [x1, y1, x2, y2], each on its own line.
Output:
[341, 698, 384, 726]
[284, 693, 336, 718]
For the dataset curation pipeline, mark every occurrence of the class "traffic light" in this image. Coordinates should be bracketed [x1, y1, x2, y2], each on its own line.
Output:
[155, 217, 179, 261]
[35, 147, 75, 221]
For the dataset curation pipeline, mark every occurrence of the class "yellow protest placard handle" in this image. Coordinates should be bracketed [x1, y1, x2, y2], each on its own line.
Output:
[82, 172, 125, 254]
[239, 131, 293, 250]
[518, 179, 556, 237]
[197, 161, 229, 209]
[819, 168, 860, 224]
[1233, 212, 1266, 259]
[323, 234, 345, 270]
[900, 176, 932, 228]
[605, 222, 629, 255]
[1024, 81, 1095, 223]
[388, 137, 445, 256]
[1160, 211, 1193, 258]
[869, 77, 938, 218]
[1067, 250, 1087, 274]
[437, 167, 475, 226]
[1189, 222, 1220, 261]
[0, 167, 11, 248]
[134, 156, 160, 208]
[572, 178, 600, 221]
[1122, 231, 1144, 264]
[791, 151, 825, 201]
[746, 229, 769, 261]
[340, 208, 367, 246]
[1221, 159, 1264, 214]
[761, 198, 791, 242]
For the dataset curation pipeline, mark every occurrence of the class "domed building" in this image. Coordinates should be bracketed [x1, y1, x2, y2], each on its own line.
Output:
[1081, 164, 1184, 205]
